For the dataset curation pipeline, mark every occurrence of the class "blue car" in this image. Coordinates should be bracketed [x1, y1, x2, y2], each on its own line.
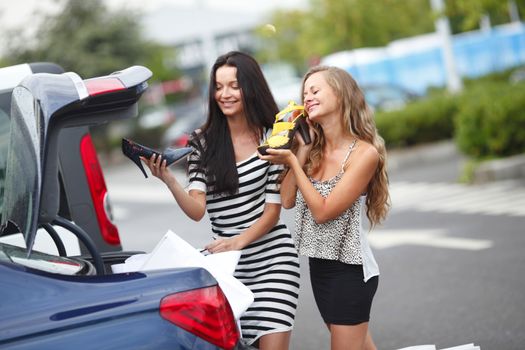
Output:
[0, 66, 243, 350]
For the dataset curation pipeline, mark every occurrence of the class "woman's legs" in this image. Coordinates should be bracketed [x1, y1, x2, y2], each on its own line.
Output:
[364, 330, 377, 350]
[257, 330, 292, 350]
[329, 323, 377, 350]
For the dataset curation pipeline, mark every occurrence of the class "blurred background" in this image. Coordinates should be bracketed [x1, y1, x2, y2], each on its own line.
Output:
[1, 1, 524, 349]
[1, 0, 524, 172]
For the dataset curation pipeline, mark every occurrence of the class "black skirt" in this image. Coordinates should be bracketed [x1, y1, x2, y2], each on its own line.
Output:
[309, 257, 378, 325]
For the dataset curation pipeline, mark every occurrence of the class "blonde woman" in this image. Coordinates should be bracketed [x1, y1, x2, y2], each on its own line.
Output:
[259, 65, 390, 350]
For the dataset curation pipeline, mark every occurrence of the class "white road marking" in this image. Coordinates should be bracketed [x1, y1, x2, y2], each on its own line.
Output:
[369, 229, 493, 251]
[390, 180, 525, 217]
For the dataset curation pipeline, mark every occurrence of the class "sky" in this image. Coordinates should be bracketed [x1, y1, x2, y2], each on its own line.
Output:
[0, 0, 307, 30]
[0, 0, 307, 54]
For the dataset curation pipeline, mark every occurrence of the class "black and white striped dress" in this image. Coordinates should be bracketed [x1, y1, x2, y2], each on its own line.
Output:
[186, 138, 300, 345]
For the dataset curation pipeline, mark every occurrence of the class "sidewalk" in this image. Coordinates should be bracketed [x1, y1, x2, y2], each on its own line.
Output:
[386, 140, 525, 184]
[387, 140, 459, 172]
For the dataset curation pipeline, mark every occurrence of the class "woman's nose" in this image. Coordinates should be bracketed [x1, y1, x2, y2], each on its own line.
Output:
[303, 93, 312, 103]
[221, 86, 232, 97]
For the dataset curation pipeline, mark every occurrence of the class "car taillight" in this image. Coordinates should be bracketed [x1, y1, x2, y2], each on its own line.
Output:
[176, 134, 190, 147]
[160, 285, 240, 350]
[84, 77, 126, 96]
[79, 134, 120, 245]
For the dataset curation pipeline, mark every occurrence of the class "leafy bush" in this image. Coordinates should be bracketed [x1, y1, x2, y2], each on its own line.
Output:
[455, 81, 525, 159]
[375, 74, 525, 161]
[375, 93, 459, 148]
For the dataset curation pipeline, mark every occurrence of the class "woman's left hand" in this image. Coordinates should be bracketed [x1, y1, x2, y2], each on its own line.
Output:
[205, 236, 244, 253]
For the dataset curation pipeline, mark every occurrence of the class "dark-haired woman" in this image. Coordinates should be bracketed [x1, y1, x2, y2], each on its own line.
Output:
[143, 51, 300, 350]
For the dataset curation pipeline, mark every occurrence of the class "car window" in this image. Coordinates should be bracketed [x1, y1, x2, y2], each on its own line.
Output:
[0, 91, 12, 224]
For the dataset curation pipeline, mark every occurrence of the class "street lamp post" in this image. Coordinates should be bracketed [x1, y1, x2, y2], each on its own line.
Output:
[430, 0, 463, 94]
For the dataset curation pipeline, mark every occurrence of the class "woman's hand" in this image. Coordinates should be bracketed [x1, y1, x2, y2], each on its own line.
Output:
[205, 236, 244, 253]
[141, 154, 175, 184]
[258, 148, 296, 166]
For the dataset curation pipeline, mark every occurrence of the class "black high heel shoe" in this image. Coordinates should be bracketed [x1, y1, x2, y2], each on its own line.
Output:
[258, 101, 311, 156]
[121, 138, 193, 178]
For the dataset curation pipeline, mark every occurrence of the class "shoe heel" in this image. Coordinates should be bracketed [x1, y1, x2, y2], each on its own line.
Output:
[297, 117, 311, 144]
[121, 138, 150, 178]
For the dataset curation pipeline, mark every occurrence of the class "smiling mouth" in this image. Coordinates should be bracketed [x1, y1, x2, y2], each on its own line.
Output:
[306, 104, 318, 113]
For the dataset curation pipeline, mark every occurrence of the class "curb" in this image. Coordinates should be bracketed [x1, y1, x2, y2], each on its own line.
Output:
[386, 140, 460, 171]
[473, 153, 525, 184]
[386, 139, 525, 183]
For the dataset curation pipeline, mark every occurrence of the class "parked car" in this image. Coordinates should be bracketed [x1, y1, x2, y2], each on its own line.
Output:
[262, 62, 303, 109]
[162, 97, 207, 148]
[0, 62, 121, 255]
[0, 65, 242, 350]
[509, 66, 525, 84]
[137, 104, 176, 130]
[361, 84, 420, 112]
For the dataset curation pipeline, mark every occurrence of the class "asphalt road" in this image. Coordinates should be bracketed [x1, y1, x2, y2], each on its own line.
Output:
[105, 145, 525, 350]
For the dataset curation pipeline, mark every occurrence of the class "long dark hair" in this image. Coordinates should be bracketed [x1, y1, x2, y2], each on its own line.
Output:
[189, 51, 278, 196]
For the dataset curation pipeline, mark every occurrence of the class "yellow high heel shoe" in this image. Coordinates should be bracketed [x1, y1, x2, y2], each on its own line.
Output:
[258, 101, 312, 155]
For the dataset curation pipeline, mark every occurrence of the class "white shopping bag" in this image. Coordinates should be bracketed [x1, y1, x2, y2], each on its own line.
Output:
[397, 344, 480, 350]
[111, 253, 149, 273]
[441, 344, 480, 350]
[111, 230, 254, 321]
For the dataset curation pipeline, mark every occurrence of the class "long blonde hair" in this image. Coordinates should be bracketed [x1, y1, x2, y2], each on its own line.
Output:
[301, 66, 390, 227]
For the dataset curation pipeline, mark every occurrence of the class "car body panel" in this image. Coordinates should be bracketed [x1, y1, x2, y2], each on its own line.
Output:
[0, 261, 219, 350]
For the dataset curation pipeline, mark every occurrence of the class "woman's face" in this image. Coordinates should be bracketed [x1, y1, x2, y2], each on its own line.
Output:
[303, 71, 338, 122]
[214, 65, 244, 118]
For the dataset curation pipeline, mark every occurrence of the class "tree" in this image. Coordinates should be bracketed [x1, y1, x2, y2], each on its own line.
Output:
[256, 0, 434, 70]
[256, 0, 525, 70]
[3, 0, 177, 80]
[2, 0, 180, 155]
[446, 0, 525, 32]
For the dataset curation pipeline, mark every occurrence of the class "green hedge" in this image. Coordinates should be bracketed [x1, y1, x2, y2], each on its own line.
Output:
[375, 93, 459, 148]
[375, 78, 525, 160]
[455, 81, 525, 159]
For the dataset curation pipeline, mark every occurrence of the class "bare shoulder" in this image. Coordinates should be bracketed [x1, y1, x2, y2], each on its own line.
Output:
[345, 140, 379, 170]
[355, 140, 379, 160]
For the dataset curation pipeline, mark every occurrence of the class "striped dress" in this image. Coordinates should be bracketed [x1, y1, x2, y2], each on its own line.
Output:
[186, 135, 300, 344]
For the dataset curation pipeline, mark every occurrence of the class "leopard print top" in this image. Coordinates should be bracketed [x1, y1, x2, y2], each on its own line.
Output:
[294, 141, 364, 264]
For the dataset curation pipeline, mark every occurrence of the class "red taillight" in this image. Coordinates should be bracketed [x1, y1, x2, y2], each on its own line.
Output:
[176, 134, 190, 147]
[79, 134, 120, 245]
[84, 77, 125, 96]
[160, 285, 240, 350]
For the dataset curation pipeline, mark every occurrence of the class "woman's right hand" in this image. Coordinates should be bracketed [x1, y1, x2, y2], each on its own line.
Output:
[258, 148, 296, 167]
[141, 154, 176, 184]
